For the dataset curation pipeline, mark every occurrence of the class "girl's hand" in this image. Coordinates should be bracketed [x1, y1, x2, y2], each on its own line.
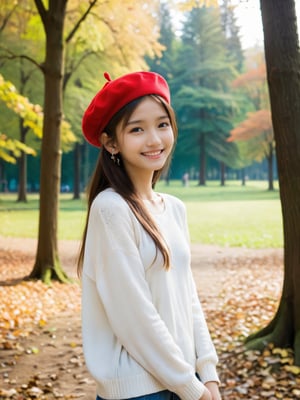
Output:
[204, 381, 221, 400]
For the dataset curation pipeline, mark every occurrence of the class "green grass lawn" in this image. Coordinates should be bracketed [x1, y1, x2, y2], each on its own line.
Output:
[156, 180, 282, 248]
[0, 180, 283, 248]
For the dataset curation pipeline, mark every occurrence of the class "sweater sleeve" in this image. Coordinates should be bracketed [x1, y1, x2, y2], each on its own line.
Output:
[191, 279, 220, 383]
[83, 193, 205, 400]
[178, 198, 220, 384]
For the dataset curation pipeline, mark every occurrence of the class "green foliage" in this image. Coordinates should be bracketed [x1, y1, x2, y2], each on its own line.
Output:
[171, 5, 241, 174]
[0, 135, 35, 163]
[220, 0, 244, 73]
[0, 0, 275, 190]
[147, 1, 248, 177]
[0, 74, 42, 162]
[146, 2, 178, 80]
[0, 74, 43, 138]
[0, 0, 165, 160]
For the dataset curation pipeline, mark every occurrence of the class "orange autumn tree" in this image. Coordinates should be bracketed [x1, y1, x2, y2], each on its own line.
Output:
[229, 60, 275, 189]
[227, 109, 275, 190]
[233, 61, 268, 110]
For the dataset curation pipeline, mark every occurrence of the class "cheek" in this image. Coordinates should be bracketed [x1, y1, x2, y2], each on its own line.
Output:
[166, 130, 175, 148]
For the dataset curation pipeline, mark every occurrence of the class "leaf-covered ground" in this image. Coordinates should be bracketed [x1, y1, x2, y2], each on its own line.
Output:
[0, 242, 300, 399]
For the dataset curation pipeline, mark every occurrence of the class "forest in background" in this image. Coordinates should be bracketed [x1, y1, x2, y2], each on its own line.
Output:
[1, 0, 300, 372]
[0, 0, 276, 198]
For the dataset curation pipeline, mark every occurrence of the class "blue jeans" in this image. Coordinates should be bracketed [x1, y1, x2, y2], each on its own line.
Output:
[96, 391, 180, 400]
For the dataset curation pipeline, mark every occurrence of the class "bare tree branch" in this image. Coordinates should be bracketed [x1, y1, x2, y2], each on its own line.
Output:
[0, 3, 18, 33]
[65, 0, 98, 44]
[63, 49, 96, 90]
[33, 0, 47, 25]
[0, 47, 44, 73]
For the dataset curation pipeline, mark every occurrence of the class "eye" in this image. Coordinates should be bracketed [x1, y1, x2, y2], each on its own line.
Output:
[129, 127, 143, 133]
[159, 121, 170, 128]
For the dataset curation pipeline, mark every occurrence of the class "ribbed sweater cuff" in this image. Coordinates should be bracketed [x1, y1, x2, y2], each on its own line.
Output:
[198, 362, 220, 384]
[179, 376, 205, 400]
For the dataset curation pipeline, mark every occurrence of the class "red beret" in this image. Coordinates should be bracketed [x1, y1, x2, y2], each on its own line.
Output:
[82, 71, 171, 147]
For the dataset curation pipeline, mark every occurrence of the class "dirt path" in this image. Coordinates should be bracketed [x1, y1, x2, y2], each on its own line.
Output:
[0, 237, 283, 399]
[0, 236, 283, 291]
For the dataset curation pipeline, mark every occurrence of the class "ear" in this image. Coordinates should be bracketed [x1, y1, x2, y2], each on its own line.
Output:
[101, 133, 120, 154]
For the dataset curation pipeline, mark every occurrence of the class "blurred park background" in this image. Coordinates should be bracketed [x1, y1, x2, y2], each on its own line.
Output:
[0, 0, 284, 197]
[1, 0, 300, 399]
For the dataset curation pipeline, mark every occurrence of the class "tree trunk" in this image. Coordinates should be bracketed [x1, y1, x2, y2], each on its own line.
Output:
[241, 168, 246, 186]
[83, 141, 92, 188]
[267, 141, 274, 191]
[198, 134, 206, 186]
[17, 122, 28, 203]
[220, 162, 225, 186]
[0, 160, 7, 192]
[30, 0, 69, 283]
[17, 61, 29, 203]
[73, 142, 81, 200]
[246, 0, 300, 365]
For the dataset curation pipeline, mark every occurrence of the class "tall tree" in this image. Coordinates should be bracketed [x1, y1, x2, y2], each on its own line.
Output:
[28, 0, 71, 283]
[174, 5, 238, 185]
[245, 0, 300, 365]
[17, 60, 40, 202]
[220, 0, 244, 73]
[219, 0, 244, 185]
[0, 1, 73, 202]
[146, 1, 177, 79]
[27, 0, 163, 282]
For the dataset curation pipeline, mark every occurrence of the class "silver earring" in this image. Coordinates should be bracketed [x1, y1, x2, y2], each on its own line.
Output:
[111, 151, 120, 166]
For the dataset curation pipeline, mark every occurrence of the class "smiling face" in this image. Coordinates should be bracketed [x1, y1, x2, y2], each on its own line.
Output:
[113, 96, 175, 184]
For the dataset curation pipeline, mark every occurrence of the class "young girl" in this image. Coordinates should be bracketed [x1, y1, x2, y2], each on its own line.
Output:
[78, 71, 222, 400]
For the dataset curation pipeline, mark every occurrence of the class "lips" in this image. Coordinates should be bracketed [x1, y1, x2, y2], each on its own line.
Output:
[142, 150, 163, 157]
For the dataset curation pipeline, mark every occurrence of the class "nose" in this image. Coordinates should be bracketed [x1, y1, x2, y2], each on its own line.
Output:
[146, 127, 161, 146]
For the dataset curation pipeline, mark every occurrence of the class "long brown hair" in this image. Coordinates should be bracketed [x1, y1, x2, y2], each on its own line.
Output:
[77, 95, 178, 276]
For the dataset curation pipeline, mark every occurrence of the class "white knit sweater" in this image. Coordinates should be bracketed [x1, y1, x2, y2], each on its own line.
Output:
[81, 188, 219, 400]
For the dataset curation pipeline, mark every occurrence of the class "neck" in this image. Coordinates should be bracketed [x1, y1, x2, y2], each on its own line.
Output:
[128, 171, 155, 201]
[136, 185, 155, 202]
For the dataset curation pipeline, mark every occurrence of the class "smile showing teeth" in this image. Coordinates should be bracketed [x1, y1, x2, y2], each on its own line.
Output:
[142, 150, 162, 156]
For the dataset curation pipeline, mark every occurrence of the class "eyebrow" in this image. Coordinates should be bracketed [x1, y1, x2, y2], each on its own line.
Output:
[126, 114, 169, 126]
